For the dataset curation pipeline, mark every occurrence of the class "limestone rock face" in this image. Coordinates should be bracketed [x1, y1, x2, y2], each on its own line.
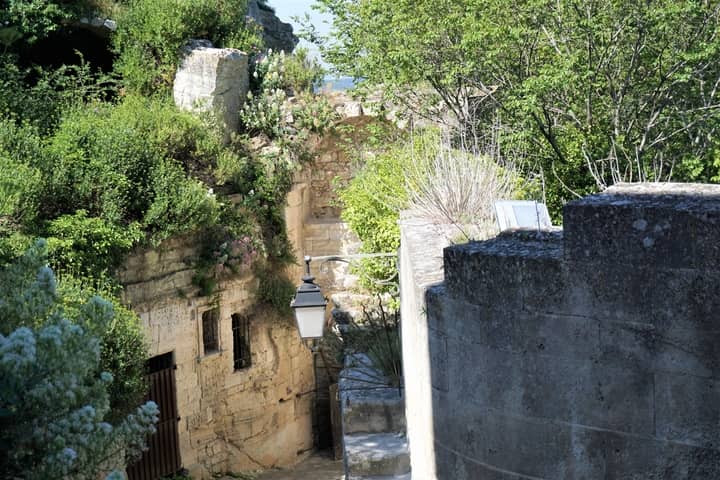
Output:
[173, 40, 249, 142]
[247, 0, 299, 53]
[76, 16, 117, 38]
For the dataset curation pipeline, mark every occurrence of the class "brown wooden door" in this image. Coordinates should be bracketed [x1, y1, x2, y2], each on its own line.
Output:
[127, 353, 182, 480]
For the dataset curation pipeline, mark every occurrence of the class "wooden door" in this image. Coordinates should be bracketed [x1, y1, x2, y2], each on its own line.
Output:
[127, 352, 182, 480]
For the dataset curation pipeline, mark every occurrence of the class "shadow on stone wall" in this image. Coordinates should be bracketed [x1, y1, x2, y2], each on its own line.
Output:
[402, 183, 720, 479]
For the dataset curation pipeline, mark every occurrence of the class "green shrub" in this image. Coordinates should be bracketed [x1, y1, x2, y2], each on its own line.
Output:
[0, 53, 115, 134]
[0, 122, 42, 227]
[144, 160, 221, 243]
[114, 0, 261, 94]
[192, 206, 264, 296]
[292, 93, 338, 135]
[240, 88, 288, 138]
[255, 265, 296, 316]
[214, 146, 254, 188]
[45, 96, 223, 237]
[0, 241, 157, 479]
[339, 133, 408, 292]
[46, 210, 142, 279]
[250, 48, 324, 95]
[0, 231, 34, 265]
[280, 47, 324, 94]
[243, 49, 334, 139]
[0, 121, 47, 245]
[1, 241, 150, 425]
[45, 100, 162, 222]
[55, 274, 149, 422]
[341, 298, 402, 388]
[0, 0, 71, 46]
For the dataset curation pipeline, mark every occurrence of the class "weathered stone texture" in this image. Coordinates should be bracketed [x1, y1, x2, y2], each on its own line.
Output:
[173, 40, 249, 142]
[398, 214, 458, 480]
[247, 1, 299, 53]
[401, 183, 720, 479]
[304, 220, 361, 294]
[120, 236, 314, 479]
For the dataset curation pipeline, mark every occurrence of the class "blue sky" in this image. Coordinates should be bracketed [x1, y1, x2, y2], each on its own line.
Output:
[267, 0, 332, 65]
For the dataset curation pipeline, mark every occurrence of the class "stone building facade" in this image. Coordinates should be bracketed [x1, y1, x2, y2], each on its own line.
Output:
[124, 49, 381, 477]
[120, 235, 316, 478]
[401, 183, 720, 479]
[116, 112, 369, 477]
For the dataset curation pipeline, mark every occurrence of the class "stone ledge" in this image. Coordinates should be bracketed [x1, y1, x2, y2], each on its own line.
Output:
[340, 355, 405, 435]
[442, 232, 564, 309]
[565, 182, 720, 269]
[344, 432, 410, 477]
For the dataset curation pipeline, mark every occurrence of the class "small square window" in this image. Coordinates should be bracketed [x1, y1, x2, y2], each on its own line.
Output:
[202, 309, 219, 354]
[232, 313, 251, 370]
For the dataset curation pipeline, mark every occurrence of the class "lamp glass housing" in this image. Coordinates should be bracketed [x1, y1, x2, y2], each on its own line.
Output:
[290, 256, 327, 340]
[293, 305, 326, 339]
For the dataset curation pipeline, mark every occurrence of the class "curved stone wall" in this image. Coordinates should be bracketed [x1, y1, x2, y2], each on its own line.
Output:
[403, 184, 720, 479]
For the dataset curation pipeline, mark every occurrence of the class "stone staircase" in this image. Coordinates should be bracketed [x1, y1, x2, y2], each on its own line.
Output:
[339, 355, 410, 480]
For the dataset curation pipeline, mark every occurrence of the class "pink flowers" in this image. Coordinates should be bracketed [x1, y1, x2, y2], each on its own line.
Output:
[211, 235, 258, 277]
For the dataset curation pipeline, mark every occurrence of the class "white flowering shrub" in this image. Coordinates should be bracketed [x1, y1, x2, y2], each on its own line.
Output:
[292, 93, 338, 136]
[0, 240, 159, 479]
[241, 49, 333, 139]
[240, 87, 288, 138]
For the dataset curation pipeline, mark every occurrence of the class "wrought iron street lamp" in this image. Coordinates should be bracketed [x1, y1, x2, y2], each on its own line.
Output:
[290, 256, 328, 339]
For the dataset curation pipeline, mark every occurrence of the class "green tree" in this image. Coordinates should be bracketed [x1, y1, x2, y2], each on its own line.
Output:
[0, 240, 158, 479]
[114, 0, 262, 94]
[338, 125, 410, 291]
[317, 0, 720, 214]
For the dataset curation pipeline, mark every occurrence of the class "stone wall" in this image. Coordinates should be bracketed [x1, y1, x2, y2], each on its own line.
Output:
[398, 214, 456, 480]
[120, 235, 315, 479]
[309, 116, 375, 219]
[303, 220, 361, 294]
[402, 183, 720, 479]
[173, 40, 249, 143]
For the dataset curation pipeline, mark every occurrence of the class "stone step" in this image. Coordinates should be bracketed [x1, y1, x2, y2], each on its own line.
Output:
[341, 386, 405, 434]
[348, 473, 412, 480]
[344, 432, 410, 478]
[340, 356, 406, 434]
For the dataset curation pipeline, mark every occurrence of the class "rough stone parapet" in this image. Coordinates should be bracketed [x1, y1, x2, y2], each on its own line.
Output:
[173, 40, 249, 143]
[565, 182, 720, 269]
[404, 183, 720, 479]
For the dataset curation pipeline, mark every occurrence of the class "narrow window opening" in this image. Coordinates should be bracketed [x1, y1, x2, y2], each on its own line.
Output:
[232, 313, 251, 370]
[202, 309, 219, 354]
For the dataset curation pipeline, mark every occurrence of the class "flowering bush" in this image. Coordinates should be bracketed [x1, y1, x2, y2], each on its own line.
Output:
[211, 235, 259, 277]
[240, 88, 288, 138]
[242, 49, 334, 139]
[293, 93, 338, 135]
[193, 231, 262, 296]
[0, 241, 158, 479]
